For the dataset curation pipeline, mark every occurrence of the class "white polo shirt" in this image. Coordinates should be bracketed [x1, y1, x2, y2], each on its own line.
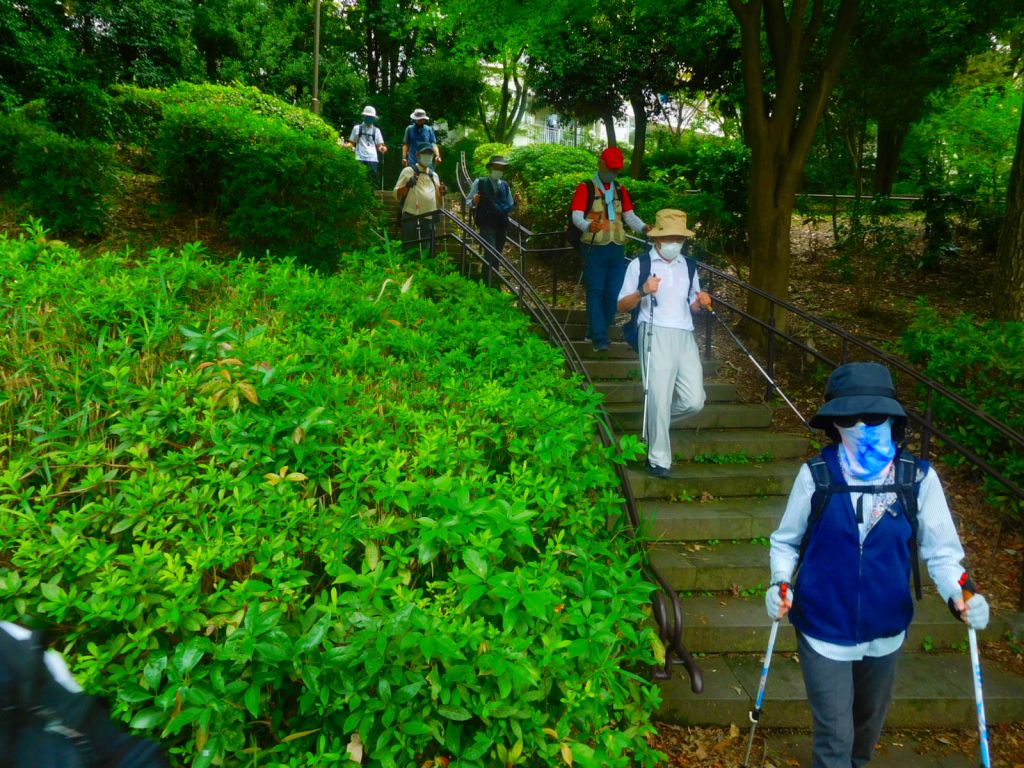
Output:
[617, 248, 700, 331]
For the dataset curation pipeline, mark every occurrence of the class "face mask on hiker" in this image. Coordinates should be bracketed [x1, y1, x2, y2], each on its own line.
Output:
[656, 240, 685, 261]
[489, 170, 504, 181]
[417, 153, 433, 168]
[598, 169, 617, 185]
[835, 416, 896, 480]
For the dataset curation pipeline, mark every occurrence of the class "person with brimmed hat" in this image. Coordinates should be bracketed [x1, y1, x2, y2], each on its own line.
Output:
[465, 155, 521, 271]
[394, 141, 445, 255]
[616, 209, 711, 477]
[344, 106, 388, 182]
[402, 108, 441, 169]
[766, 361, 990, 768]
[570, 146, 650, 352]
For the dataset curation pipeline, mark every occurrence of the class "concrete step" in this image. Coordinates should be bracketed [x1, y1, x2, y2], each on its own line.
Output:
[569, 340, 641, 360]
[606, 402, 774, 430]
[657, 651, 1024, 728]
[648, 540, 770, 591]
[670, 430, 810, 462]
[678, 595, 1009, 654]
[629, 460, 799, 500]
[594, 380, 737, 404]
[639, 496, 787, 542]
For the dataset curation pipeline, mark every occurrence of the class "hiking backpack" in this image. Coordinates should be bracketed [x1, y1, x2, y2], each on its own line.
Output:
[564, 179, 620, 251]
[798, 448, 925, 600]
[621, 249, 698, 352]
[0, 626, 167, 768]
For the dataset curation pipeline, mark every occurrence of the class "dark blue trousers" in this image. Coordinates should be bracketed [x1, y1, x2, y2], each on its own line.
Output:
[583, 242, 625, 348]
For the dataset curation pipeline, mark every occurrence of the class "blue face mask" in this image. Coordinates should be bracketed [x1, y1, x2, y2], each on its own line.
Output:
[598, 170, 617, 185]
[837, 419, 896, 480]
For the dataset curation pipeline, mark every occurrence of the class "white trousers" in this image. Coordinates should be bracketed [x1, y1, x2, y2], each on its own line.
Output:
[639, 322, 705, 469]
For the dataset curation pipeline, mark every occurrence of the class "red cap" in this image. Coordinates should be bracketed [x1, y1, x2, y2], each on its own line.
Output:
[599, 147, 624, 170]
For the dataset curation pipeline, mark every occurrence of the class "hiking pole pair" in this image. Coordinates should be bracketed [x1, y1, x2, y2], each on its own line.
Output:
[743, 582, 787, 768]
[960, 573, 991, 768]
[708, 308, 810, 430]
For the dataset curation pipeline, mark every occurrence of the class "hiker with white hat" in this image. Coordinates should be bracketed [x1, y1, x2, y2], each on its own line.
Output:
[766, 361, 990, 768]
[402, 108, 441, 169]
[616, 209, 711, 478]
[345, 106, 388, 182]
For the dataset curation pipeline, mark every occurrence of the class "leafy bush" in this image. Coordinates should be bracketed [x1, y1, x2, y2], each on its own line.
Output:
[0, 233, 662, 768]
[40, 81, 114, 140]
[109, 85, 167, 150]
[900, 302, 1024, 516]
[0, 113, 117, 235]
[156, 101, 376, 267]
[520, 172, 587, 233]
[506, 144, 596, 191]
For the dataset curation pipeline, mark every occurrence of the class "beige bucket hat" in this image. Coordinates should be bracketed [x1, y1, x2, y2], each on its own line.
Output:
[647, 209, 695, 238]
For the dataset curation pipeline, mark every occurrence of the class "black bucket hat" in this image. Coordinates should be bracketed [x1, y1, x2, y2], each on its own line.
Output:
[808, 362, 907, 429]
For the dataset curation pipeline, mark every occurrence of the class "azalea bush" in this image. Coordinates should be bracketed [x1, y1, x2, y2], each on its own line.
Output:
[0, 227, 661, 767]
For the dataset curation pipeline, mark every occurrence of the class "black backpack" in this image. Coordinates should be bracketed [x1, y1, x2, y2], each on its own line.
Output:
[0, 626, 168, 768]
[799, 448, 925, 600]
[472, 177, 510, 228]
[565, 179, 619, 250]
[621, 250, 698, 352]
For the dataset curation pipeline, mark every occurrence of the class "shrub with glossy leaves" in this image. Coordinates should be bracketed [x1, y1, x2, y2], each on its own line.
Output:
[900, 301, 1024, 516]
[506, 144, 596, 191]
[0, 231, 662, 767]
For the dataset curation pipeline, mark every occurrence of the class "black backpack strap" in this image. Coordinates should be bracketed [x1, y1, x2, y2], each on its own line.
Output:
[799, 456, 834, 565]
[636, 254, 651, 293]
[894, 450, 923, 600]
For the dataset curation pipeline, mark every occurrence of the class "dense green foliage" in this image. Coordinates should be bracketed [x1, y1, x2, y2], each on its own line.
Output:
[506, 144, 597, 191]
[471, 143, 515, 176]
[0, 115, 117, 236]
[900, 303, 1024, 515]
[153, 96, 373, 268]
[0, 227, 662, 767]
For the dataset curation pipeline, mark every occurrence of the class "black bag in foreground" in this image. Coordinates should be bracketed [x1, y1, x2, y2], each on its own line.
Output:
[0, 625, 168, 768]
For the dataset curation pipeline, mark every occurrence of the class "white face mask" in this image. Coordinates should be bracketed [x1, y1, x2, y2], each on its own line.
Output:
[489, 170, 504, 180]
[658, 242, 684, 261]
[417, 154, 433, 167]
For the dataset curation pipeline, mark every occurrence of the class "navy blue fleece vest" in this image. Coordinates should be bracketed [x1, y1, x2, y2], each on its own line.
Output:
[789, 445, 916, 645]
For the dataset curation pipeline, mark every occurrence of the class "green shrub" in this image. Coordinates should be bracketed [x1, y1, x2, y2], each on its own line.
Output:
[41, 81, 114, 141]
[156, 101, 376, 267]
[109, 85, 167, 149]
[506, 144, 596, 190]
[0, 113, 117, 235]
[521, 172, 584, 233]
[0, 232, 662, 767]
[899, 302, 1024, 516]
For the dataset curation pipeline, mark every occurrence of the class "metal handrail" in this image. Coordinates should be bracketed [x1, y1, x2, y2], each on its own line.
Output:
[400, 190, 705, 689]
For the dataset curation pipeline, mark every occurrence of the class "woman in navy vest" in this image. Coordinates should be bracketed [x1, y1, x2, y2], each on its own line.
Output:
[766, 362, 990, 768]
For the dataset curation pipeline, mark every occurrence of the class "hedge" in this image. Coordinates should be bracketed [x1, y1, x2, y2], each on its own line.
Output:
[155, 101, 376, 268]
[0, 113, 117, 236]
[0, 231, 663, 767]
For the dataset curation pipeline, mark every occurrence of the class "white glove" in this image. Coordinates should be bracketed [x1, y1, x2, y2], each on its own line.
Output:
[765, 582, 792, 620]
[963, 593, 990, 631]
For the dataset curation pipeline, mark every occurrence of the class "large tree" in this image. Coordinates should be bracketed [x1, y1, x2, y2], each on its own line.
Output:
[995, 103, 1024, 321]
[726, 0, 858, 337]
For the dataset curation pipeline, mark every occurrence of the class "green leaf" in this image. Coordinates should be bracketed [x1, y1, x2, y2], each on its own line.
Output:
[463, 549, 488, 580]
[129, 707, 165, 730]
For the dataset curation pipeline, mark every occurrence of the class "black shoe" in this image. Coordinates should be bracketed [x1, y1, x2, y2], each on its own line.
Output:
[646, 463, 670, 478]
[593, 342, 610, 352]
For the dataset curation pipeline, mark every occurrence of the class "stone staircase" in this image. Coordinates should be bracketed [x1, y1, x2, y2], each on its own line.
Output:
[560, 308, 1024, 731]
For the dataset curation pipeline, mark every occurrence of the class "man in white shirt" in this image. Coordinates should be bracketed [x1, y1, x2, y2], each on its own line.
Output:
[617, 209, 712, 477]
[345, 106, 387, 183]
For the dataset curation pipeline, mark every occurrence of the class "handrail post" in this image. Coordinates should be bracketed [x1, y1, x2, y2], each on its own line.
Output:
[766, 305, 777, 403]
[921, 389, 933, 460]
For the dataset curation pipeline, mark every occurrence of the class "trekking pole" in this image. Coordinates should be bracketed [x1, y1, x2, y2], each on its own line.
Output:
[743, 582, 787, 768]
[707, 309, 810, 430]
[640, 292, 657, 444]
[960, 573, 991, 768]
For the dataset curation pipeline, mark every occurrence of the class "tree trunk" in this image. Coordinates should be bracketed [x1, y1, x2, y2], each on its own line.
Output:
[602, 112, 617, 147]
[728, 0, 859, 346]
[994, 106, 1024, 321]
[874, 119, 908, 196]
[629, 92, 647, 179]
